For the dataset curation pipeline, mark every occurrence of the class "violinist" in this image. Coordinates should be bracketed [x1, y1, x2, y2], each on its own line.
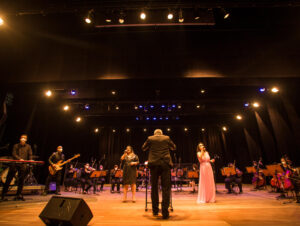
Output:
[190, 163, 198, 193]
[81, 163, 95, 194]
[176, 166, 184, 191]
[97, 165, 106, 191]
[224, 163, 243, 194]
[252, 159, 266, 190]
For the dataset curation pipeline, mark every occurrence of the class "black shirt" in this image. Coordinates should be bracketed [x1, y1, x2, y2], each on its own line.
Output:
[48, 152, 65, 165]
[12, 143, 32, 160]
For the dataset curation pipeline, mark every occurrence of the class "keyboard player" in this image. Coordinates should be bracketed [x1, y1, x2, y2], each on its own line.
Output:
[1, 134, 32, 201]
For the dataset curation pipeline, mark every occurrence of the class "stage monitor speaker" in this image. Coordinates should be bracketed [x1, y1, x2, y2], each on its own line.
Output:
[39, 196, 93, 226]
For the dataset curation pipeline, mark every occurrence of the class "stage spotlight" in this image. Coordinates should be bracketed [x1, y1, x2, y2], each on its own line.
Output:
[165, 116, 169, 120]
[167, 9, 173, 20]
[84, 104, 90, 110]
[244, 102, 249, 107]
[150, 105, 154, 109]
[178, 105, 182, 109]
[85, 18, 92, 24]
[146, 117, 150, 120]
[45, 90, 52, 97]
[196, 105, 201, 109]
[252, 102, 260, 108]
[194, 8, 200, 20]
[175, 116, 180, 120]
[223, 9, 230, 19]
[126, 128, 130, 132]
[271, 87, 279, 93]
[172, 104, 176, 108]
[70, 90, 77, 95]
[119, 10, 125, 24]
[0, 17, 4, 26]
[184, 127, 188, 132]
[63, 105, 69, 111]
[222, 126, 227, 131]
[76, 117, 81, 122]
[112, 129, 116, 133]
[94, 128, 99, 133]
[136, 117, 140, 120]
[115, 106, 119, 110]
[111, 90, 116, 95]
[167, 128, 171, 132]
[178, 9, 184, 23]
[161, 104, 166, 108]
[143, 128, 147, 132]
[236, 115, 242, 120]
[140, 10, 146, 20]
[259, 88, 266, 93]
[153, 117, 157, 121]
[201, 128, 205, 132]
[134, 106, 138, 110]
[159, 116, 163, 120]
[139, 105, 143, 109]
[201, 89, 205, 94]
[84, 9, 94, 24]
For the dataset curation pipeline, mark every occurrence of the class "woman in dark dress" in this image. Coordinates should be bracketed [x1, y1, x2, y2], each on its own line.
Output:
[121, 146, 139, 202]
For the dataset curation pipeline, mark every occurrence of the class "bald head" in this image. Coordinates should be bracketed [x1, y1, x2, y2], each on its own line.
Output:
[154, 129, 163, 136]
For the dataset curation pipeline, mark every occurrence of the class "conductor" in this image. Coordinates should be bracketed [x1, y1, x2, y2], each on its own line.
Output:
[142, 129, 176, 219]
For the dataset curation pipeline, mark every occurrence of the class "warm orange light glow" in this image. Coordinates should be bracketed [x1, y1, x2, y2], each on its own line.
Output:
[45, 90, 52, 97]
[236, 115, 242, 120]
[271, 87, 279, 93]
[76, 117, 81, 122]
[0, 17, 4, 26]
[63, 105, 69, 111]
[222, 126, 227, 131]
[252, 102, 260, 108]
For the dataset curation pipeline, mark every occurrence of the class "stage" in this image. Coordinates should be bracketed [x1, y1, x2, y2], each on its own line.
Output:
[0, 184, 299, 226]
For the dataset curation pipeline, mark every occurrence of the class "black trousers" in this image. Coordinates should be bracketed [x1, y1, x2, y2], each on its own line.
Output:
[45, 171, 62, 192]
[1, 165, 28, 197]
[111, 178, 121, 191]
[150, 162, 171, 215]
[225, 176, 243, 192]
[81, 178, 93, 192]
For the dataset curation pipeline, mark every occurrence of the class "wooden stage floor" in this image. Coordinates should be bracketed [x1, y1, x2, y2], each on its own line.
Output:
[0, 184, 299, 226]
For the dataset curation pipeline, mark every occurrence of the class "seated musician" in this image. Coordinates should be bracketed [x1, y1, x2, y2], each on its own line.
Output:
[224, 163, 243, 194]
[42, 146, 65, 195]
[81, 163, 95, 194]
[110, 165, 121, 193]
[1, 134, 32, 201]
[252, 160, 265, 190]
[176, 166, 184, 191]
[64, 164, 76, 192]
[190, 163, 198, 193]
[97, 165, 106, 191]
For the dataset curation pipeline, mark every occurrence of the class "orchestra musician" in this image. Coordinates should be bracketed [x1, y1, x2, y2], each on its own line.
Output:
[81, 163, 95, 194]
[1, 134, 32, 201]
[64, 164, 76, 192]
[42, 146, 65, 195]
[189, 163, 198, 193]
[110, 165, 121, 193]
[252, 159, 265, 190]
[224, 163, 243, 194]
[276, 157, 295, 198]
[121, 146, 139, 202]
[97, 165, 106, 191]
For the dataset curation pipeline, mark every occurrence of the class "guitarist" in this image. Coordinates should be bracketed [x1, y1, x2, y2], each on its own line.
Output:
[42, 146, 65, 195]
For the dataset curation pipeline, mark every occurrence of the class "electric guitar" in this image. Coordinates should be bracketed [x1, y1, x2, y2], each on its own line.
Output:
[48, 154, 80, 175]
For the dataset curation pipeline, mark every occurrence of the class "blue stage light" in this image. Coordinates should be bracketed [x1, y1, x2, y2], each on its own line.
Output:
[259, 88, 266, 92]
[136, 117, 139, 120]
[84, 104, 90, 110]
[165, 116, 169, 120]
[175, 116, 180, 120]
[70, 90, 77, 95]
[159, 117, 163, 120]
[146, 117, 150, 120]
[150, 105, 154, 109]
[244, 103, 249, 107]
[139, 105, 143, 109]
[153, 117, 157, 120]
[172, 104, 176, 108]
[161, 105, 166, 108]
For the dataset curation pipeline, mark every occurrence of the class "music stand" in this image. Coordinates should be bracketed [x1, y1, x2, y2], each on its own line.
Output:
[221, 167, 236, 176]
[187, 171, 198, 179]
[90, 171, 101, 178]
[246, 166, 256, 174]
[266, 165, 284, 176]
[115, 170, 123, 178]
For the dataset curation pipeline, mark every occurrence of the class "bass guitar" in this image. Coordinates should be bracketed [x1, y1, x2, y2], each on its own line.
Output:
[49, 154, 80, 175]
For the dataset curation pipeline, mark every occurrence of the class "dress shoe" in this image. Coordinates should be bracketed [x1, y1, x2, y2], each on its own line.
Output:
[152, 212, 158, 216]
[162, 214, 169, 219]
